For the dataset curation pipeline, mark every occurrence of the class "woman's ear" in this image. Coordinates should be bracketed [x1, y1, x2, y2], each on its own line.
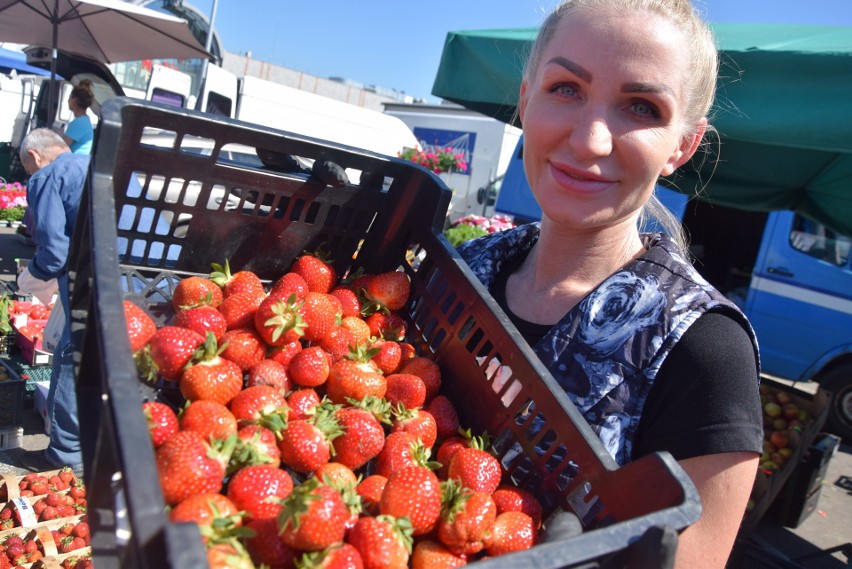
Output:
[518, 79, 530, 124]
[661, 118, 708, 177]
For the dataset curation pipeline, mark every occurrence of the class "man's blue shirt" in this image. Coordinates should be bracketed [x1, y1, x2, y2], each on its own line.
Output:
[26, 152, 89, 281]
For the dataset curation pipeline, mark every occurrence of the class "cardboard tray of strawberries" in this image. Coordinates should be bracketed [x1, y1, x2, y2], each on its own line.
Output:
[67, 98, 701, 569]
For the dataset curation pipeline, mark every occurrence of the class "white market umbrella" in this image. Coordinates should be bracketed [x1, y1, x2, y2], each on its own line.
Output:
[0, 0, 212, 123]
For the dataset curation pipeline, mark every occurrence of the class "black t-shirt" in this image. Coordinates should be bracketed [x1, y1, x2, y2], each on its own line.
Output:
[493, 255, 763, 462]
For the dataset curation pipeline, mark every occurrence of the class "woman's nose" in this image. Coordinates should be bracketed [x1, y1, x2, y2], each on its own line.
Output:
[569, 114, 613, 158]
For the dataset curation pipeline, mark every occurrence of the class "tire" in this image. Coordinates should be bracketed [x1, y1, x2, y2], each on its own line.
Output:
[821, 365, 852, 442]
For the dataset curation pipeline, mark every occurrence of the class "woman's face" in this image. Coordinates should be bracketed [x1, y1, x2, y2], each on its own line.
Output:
[67, 96, 77, 112]
[519, 8, 705, 231]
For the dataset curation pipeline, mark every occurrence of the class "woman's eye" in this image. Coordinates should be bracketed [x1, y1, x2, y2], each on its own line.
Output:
[548, 83, 577, 98]
[631, 101, 660, 119]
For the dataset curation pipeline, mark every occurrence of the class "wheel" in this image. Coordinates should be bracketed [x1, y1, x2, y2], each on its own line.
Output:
[821, 365, 852, 442]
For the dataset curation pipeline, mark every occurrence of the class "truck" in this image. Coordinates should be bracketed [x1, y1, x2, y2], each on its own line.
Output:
[382, 102, 521, 222]
[493, 136, 852, 441]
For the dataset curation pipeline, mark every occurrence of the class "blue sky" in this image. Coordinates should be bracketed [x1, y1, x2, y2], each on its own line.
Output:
[188, 0, 852, 102]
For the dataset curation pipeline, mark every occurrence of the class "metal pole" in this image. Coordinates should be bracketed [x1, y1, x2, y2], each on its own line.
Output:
[47, 0, 59, 127]
[196, 0, 219, 111]
[204, 0, 219, 54]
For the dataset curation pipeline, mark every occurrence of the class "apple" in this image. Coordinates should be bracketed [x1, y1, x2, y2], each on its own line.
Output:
[778, 447, 794, 460]
[763, 440, 777, 454]
[763, 402, 782, 418]
[769, 430, 789, 449]
[782, 403, 800, 420]
[797, 409, 810, 423]
[772, 418, 789, 431]
[759, 384, 772, 396]
[770, 452, 788, 468]
[775, 391, 792, 405]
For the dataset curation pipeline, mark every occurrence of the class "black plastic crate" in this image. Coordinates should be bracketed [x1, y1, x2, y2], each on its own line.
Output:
[0, 359, 25, 428]
[68, 98, 701, 569]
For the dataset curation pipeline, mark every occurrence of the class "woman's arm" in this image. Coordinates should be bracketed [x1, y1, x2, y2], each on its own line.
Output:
[674, 452, 758, 569]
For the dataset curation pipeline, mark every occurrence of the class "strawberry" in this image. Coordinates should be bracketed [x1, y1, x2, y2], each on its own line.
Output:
[229, 385, 288, 429]
[269, 340, 303, 369]
[297, 542, 363, 569]
[155, 430, 231, 505]
[314, 462, 358, 488]
[180, 399, 238, 441]
[220, 328, 267, 371]
[348, 515, 413, 569]
[435, 435, 469, 479]
[364, 312, 406, 342]
[318, 325, 355, 363]
[207, 542, 256, 569]
[288, 345, 331, 387]
[230, 424, 282, 471]
[172, 304, 228, 341]
[141, 325, 205, 382]
[326, 346, 386, 405]
[329, 286, 362, 318]
[172, 275, 223, 310]
[227, 464, 294, 520]
[340, 315, 372, 347]
[278, 478, 350, 552]
[247, 358, 292, 393]
[218, 290, 266, 330]
[364, 270, 411, 312]
[142, 401, 179, 447]
[210, 259, 265, 298]
[370, 339, 402, 375]
[356, 474, 388, 517]
[169, 493, 241, 541]
[287, 388, 321, 421]
[180, 333, 244, 405]
[483, 511, 536, 556]
[278, 413, 342, 474]
[391, 407, 437, 449]
[398, 357, 441, 401]
[491, 485, 543, 530]
[380, 465, 442, 536]
[123, 300, 156, 352]
[244, 517, 298, 569]
[374, 431, 420, 479]
[333, 403, 388, 471]
[254, 293, 305, 346]
[411, 539, 468, 569]
[291, 251, 337, 294]
[270, 271, 309, 301]
[425, 395, 461, 443]
[437, 480, 496, 556]
[447, 436, 502, 495]
[384, 373, 426, 410]
[300, 292, 340, 343]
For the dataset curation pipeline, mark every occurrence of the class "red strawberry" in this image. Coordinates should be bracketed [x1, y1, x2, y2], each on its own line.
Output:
[491, 485, 543, 530]
[180, 333, 244, 405]
[231, 424, 282, 471]
[435, 435, 469, 479]
[340, 315, 372, 347]
[380, 465, 442, 536]
[333, 404, 388, 471]
[244, 517, 298, 569]
[270, 271, 309, 301]
[142, 401, 179, 447]
[447, 436, 502, 495]
[329, 286, 362, 318]
[142, 326, 205, 381]
[172, 275, 223, 310]
[247, 358, 292, 393]
[227, 464, 293, 520]
[425, 395, 461, 443]
[229, 385, 288, 427]
[364, 312, 406, 341]
[277, 414, 341, 474]
[155, 430, 230, 505]
[398, 357, 441, 401]
[365, 270, 411, 312]
[391, 408, 437, 449]
[169, 493, 241, 541]
[356, 474, 388, 517]
[314, 462, 359, 488]
[253, 294, 305, 346]
[348, 515, 413, 569]
[207, 542, 256, 569]
[180, 399, 238, 441]
[288, 345, 331, 387]
[291, 251, 337, 294]
[123, 300, 156, 352]
[296, 542, 363, 569]
[218, 290, 266, 330]
[384, 373, 426, 410]
[411, 539, 468, 569]
[484, 511, 536, 556]
[173, 304, 228, 341]
[269, 340, 303, 369]
[370, 339, 402, 375]
[220, 328, 267, 371]
[210, 260, 265, 298]
[326, 346, 386, 405]
[374, 431, 420, 479]
[300, 292, 340, 343]
[318, 325, 355, 363]
[278, 478, 349, 552]
[287, 388, 321, 421]
[437, 481, 496, 556]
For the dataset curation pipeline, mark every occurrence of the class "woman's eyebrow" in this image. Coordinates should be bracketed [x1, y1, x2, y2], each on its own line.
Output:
[622, 81, 675, 98]
[545, 56, 592, 83]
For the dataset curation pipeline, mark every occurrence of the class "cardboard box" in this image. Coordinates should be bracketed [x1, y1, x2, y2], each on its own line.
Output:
[33, 380, 50, 435]
[13, 319, 53, 366]
[0, 426, 23, 450]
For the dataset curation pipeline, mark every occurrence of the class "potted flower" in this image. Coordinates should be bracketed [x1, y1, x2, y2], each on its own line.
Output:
[444, 214, 516, 247]
[0, 181, 27, 227]
[399, 146, 468, 175]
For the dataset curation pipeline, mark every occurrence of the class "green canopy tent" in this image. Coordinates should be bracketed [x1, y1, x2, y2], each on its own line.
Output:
[431, 24, 852, 235]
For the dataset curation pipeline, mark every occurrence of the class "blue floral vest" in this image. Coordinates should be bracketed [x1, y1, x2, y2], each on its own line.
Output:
[458, 223, 760, 465]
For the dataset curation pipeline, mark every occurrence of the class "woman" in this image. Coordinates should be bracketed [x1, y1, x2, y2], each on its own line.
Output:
[458, 1, 762, 567]
[62, 79, 94, 155]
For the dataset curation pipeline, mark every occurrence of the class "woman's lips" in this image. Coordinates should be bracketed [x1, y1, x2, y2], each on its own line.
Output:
[549, 162, 613, 193]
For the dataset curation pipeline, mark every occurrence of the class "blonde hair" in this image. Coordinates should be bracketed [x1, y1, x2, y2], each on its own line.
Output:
[524, 0, 719, 254]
